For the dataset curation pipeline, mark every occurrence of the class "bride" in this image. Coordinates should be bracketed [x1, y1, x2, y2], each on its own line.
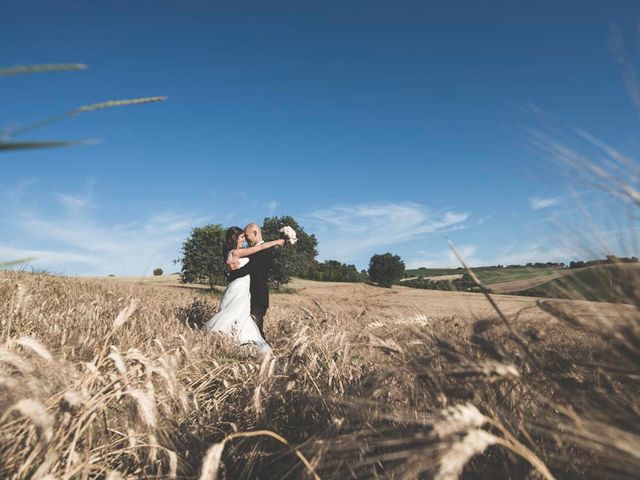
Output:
[205, 226, 284, 354]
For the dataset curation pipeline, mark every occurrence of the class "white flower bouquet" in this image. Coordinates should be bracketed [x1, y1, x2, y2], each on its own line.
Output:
[279, 226, 298, 245]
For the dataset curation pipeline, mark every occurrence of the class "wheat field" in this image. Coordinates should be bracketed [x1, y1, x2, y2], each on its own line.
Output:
[0, 270, 638, 479]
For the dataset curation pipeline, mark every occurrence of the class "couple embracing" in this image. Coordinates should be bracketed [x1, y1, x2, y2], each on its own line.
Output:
[205, 223, 294, 354]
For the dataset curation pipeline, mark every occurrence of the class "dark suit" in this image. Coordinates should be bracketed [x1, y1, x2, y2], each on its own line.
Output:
[226, 245, 274, 336]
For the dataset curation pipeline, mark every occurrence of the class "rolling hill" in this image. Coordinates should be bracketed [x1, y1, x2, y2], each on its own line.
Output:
[515, 263, 640, 304]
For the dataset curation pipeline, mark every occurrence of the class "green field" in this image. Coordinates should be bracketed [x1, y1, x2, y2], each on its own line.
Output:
[474, 267, 563, 285]
[405, 264, 640, 304]
[406, 266, 565, 285]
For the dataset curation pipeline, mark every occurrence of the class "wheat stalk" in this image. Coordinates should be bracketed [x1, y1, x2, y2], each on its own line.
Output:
[15, 336, 53, 362]
[0, 63, 87, 77]
[435, 430, 497, 480]
[7, 97, 167, 139]
[0, 257, 37, 268]
[199, 430, 321, 480]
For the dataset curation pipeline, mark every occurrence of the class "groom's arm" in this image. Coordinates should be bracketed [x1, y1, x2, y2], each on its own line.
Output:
[227, 255, 262, 282]
[226, 261, 256, 281]
[226, 249, 271, 282]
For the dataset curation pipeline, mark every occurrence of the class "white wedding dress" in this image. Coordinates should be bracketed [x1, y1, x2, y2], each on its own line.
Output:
[205, 254, 272, 354]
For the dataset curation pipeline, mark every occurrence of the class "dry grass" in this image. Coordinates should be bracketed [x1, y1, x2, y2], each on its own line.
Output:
[0, 270, 638, 479]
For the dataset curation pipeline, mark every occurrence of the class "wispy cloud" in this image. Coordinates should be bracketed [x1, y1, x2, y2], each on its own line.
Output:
[490, 242, 573, 266]
[52, 178, 95, 212]
[5, 178, 39, 203]
[0, 244, 99, 269]
[1, 180, 209, 276]
[305, 202, 470, 261]
[53, 192, 93, 211]
[529, 197, 560, 210]
[265, 200, 278, 216]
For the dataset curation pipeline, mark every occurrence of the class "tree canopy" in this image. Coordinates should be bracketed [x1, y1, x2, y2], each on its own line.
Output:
[368, 253, 405, 288]
[175, 224, 226, 289]
[262, 215, 318, 288]
[305, 260, 367, 283]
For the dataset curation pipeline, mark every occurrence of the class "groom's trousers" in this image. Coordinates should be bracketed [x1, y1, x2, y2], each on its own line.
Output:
[251, 306, 268, 337]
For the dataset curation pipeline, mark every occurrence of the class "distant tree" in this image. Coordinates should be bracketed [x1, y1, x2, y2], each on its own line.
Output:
[368, 253, 405, 288]
[262, 215, 318, 288]
[175, 224, 226, 289]
[305, 260, 367, 282]
[153, 268, 163, 276]
[567, 256, 640, 267]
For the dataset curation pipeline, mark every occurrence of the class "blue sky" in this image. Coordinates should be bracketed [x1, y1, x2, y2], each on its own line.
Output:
[2, 0, 640, 275]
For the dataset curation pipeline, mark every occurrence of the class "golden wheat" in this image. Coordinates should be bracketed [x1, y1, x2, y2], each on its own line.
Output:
[0, 270, 637, 478]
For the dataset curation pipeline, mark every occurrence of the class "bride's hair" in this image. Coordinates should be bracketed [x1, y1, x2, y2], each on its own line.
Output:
[224, 226, 244, 259]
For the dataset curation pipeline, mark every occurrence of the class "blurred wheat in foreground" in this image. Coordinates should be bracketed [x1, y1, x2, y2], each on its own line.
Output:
[0, 263, 638, 479]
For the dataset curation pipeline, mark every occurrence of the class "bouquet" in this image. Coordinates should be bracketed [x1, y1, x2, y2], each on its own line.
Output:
[279, 226, 298, 245]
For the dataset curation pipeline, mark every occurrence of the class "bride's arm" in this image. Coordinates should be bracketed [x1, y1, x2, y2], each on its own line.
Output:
[225, 251, 240, 271]
[232, 239, 284, 259]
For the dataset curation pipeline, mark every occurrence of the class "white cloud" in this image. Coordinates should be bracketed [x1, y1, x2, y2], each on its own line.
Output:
[305, 202, 470, 261]
[1, 180, 210, 276]
[529, 197, 560, 210]
[406, 244, 479, 269]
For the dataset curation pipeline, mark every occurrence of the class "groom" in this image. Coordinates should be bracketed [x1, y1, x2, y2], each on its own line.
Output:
[226, 223, 274, 337]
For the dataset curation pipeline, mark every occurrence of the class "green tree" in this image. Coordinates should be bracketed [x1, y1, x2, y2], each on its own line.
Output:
[175, 224, 226, 289]
[368, 253, 405, 288]
[262, 215, 318, 288]
[153, 268, 163, 276]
